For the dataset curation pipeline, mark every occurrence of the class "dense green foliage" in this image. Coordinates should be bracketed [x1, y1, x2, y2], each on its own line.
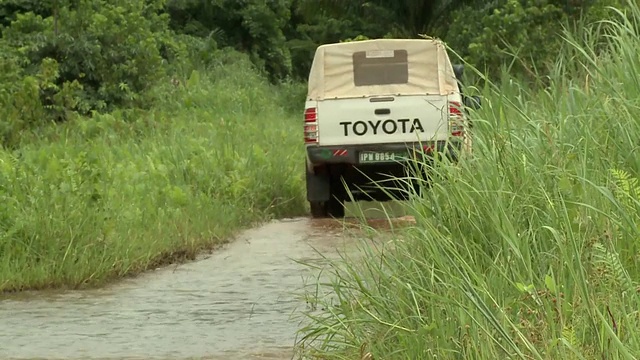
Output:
[1, 0, 638, 358]
[0, 0, 181, 146]
[0, 52, 307, 292]
[296, 2, 640, 359]
[0, 0, 626, 144]
[0, 0, 631, 309]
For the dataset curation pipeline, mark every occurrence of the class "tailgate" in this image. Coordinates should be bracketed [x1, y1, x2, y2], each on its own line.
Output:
[317, 95, 449, 146]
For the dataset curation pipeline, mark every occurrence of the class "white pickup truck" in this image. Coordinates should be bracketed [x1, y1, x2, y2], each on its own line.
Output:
[304, 38, 479, 218]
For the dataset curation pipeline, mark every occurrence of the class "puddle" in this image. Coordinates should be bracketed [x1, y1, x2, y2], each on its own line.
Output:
[0, 201, 413, 359]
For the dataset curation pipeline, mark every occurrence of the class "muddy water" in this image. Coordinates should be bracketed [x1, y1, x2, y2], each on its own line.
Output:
[0, 202, 412, 360]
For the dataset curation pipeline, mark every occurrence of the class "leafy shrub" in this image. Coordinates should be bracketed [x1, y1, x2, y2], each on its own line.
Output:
[0, 0, 178, 122]
[0, 57, 307, 292]
[165, 0, 293, 81]
[445, 0, 568, 81]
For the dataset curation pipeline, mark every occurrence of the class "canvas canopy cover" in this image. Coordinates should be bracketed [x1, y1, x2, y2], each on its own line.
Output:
[307, 38, 458, 101]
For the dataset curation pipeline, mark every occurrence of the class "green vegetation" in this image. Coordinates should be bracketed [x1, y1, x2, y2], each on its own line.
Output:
[2, 0, 638, 357]
[0, 52, 307, 292]
[296, 2, 640, 359]
[0, 5, 631, 349]
[1, 0, 314, 292]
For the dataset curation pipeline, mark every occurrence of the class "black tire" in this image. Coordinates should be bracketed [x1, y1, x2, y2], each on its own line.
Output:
[309, 195, 344, 219]
[326, 194, 345, 218]
[307, 164, 346, 219]
[326, 174, 346, 218]
[309, 201, 327, 218]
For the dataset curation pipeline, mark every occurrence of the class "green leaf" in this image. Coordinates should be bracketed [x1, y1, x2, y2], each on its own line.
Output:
[187, 69, 200, 88]
[515, 282, 534, 293]
[544, 274, 557, 295]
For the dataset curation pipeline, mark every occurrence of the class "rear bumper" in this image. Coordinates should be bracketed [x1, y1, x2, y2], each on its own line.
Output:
[305, 140, 462, 168]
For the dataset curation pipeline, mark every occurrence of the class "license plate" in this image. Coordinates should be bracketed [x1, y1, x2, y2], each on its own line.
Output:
[359, 151, 407, 163]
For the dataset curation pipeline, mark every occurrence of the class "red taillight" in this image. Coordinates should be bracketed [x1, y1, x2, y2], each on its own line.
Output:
[449, 101, 462, 116]
[448, 101, 464, 137]
[304, 107, 318, 143]
[304, 107, 317, 122]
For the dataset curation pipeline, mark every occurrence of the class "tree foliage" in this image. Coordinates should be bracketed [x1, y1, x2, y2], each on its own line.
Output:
[291, 0, 625, 80]
[165, 0, 292, 81]
[0, 0, 628, 147]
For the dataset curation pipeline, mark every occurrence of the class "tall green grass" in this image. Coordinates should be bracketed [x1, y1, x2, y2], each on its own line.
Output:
[296, 3, 640, 359]
[0, 55, 307, 292]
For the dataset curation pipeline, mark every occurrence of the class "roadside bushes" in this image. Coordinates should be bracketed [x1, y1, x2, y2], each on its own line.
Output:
[0, 0, 187, 147]
[0, 56, 307, 293]
[445, 0, 567, 81]
[0, 0, 310, 294]
[442, 0, 628, 83]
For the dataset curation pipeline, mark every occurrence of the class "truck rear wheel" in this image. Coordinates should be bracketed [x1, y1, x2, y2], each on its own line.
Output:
[326, 193, 345, 218]
[309, 201, 327, 218]
[309, 194, 345, 219]
[326, 172, 346, 218]
[307, 163, 346, 219]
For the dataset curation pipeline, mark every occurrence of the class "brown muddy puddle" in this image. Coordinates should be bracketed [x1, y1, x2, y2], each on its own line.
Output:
[0, 201, 414, 360]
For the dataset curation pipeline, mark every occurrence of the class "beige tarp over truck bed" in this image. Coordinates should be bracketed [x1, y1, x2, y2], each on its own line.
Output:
[307, 38, 458, 101]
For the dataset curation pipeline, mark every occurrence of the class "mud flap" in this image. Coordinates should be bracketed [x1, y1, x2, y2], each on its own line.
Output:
[306, 167, 330, 202]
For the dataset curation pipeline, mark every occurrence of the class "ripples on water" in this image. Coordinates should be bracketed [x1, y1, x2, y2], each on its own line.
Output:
[0, 202, 413, 360]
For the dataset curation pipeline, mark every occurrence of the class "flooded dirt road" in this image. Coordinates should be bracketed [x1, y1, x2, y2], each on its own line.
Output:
[0, 202, 412, 360]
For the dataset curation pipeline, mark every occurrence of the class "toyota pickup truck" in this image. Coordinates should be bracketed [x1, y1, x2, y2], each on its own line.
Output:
[304, 38, 478, 218]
